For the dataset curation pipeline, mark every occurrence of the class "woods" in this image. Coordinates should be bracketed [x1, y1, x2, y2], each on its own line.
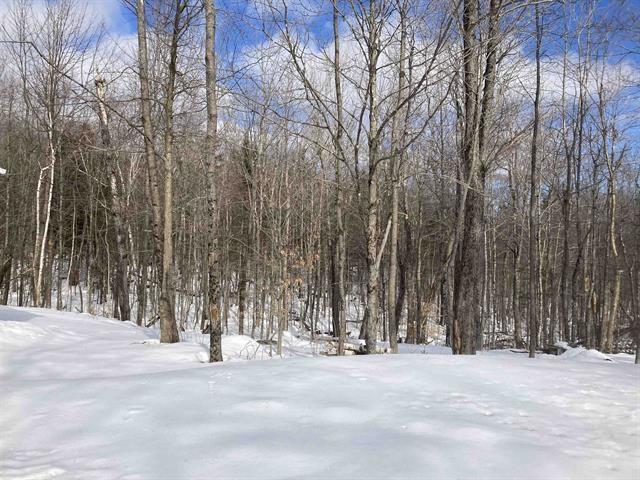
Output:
[0, 0, 638, 361]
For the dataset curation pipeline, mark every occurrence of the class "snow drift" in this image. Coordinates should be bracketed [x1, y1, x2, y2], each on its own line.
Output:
[1, 306, 638, 480]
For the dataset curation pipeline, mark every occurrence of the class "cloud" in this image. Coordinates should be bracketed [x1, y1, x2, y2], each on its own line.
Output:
[83, 0, 136, 34]
[0, 0, 134, 36]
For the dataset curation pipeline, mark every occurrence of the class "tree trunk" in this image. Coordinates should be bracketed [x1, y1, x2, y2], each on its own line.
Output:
[528, 4, 542, 358]
[363, 4, 381, 354]
[387, 0, 407, 354]
[135, 0, 178, 342]
[204, 0, 223, 362]
[452, 0, 482, 355]
[330, 0, 347, 356]
[238, 257, 247, 336]
[95, 76, 130, 321]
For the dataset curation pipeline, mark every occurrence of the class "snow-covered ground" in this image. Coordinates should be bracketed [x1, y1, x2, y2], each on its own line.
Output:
[1, 306, 638, 479]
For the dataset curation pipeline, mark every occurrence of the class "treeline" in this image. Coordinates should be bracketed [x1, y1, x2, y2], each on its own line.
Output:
[0, 0, 638, 361]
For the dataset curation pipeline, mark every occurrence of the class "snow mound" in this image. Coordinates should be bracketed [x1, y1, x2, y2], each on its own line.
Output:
[222, 335, 270, 361]
[560, 346, 613, 362]
[554, 341, 614, 362]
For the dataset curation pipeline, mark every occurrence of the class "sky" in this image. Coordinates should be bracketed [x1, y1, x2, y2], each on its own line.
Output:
[4, 0, 638, 63]
[0, 0, 637, 140]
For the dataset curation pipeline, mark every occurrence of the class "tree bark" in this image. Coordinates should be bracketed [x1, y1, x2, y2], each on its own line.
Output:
[135, 0, 179, 343]
[452, 0, 481, 355]
[363, 2, 382, 354]
[159, 0, 184, 343]
[95, 76, 131, 321]
[387, 0, 408, 354]
[332, 0, 347, 355]
[528, 4, 542, 358]
[204, 0, 223, 362]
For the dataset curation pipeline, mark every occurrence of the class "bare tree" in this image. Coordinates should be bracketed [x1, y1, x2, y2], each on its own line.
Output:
[204, 0, 223, 362]
[95, 76, 131, 321]
[528, 3, 542, 358]
[135, 0, 179, 343]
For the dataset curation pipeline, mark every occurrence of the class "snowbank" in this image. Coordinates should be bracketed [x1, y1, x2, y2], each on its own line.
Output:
[555, 341, 615, 362]
[561, 346, 614, 362]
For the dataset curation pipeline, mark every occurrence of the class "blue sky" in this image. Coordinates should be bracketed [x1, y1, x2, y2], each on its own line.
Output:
[97, 0, 639, 63]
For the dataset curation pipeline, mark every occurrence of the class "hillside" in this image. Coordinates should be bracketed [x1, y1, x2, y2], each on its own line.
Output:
[1, 306, 638, 479]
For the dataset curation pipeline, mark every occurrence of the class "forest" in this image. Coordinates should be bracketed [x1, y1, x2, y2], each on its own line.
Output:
[1, 1, 640, 478]
[0, 0, 638, 362]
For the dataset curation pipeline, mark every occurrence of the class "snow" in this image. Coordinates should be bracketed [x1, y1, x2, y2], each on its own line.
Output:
[560, 346, 614, 362]
[554, 340, 625, 362]
[1, 306, 639, 479]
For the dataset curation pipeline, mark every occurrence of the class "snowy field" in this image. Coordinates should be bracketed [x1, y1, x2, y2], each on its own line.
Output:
[1, 306, 638, 479]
